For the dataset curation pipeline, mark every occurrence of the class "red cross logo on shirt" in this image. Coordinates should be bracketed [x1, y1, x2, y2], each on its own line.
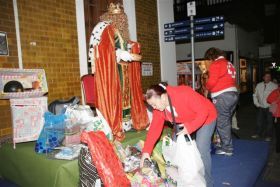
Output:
[227, 62, 236, 78]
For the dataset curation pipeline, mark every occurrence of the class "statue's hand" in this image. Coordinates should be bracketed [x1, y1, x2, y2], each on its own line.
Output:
[131, 53, 142, 61]
[116, 49, 142, 62]
[116, 49, 132, 62]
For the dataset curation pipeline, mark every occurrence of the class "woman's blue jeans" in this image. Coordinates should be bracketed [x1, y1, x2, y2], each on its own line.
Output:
[196, 120, 217, 187]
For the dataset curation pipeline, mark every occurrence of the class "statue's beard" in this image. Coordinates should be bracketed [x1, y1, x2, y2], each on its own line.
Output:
[100, 12, 130, 42]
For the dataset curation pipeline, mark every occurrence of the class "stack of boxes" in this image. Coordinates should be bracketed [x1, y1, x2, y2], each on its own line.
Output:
[0, 68, 48, 148]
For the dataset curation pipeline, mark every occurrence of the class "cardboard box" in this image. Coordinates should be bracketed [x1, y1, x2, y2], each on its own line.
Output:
[10, 97, 48, 148]
[0, 68, 48, 99]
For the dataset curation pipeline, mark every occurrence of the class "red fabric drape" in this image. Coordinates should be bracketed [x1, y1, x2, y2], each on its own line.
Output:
[129, 41, 149, 130]
[94, 25, 124, 140]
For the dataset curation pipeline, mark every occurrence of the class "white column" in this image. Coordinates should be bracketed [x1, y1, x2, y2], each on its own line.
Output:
[13, 0, 23, 69]
[123, 0, 137, 41]
[75, 0, 88, 77]
[75, 0, 88, 104]
[157, 0, 177, 85]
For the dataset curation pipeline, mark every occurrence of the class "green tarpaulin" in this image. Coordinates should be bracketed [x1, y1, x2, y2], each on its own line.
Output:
[0, 129, 171, 187]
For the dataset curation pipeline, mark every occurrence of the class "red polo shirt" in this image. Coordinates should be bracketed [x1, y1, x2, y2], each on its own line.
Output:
[142, 85, 217, 154]
[206, 57, 237, 94]
[267, 88, 280, 117]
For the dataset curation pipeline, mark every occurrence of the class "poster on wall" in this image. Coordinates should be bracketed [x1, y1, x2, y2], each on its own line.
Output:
[0, 32, 9, 56]
[240, 59, 247, 68]
[142, 62, 153, 76]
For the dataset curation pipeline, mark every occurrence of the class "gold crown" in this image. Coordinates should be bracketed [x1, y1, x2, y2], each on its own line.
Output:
[108, 3, 123, 14]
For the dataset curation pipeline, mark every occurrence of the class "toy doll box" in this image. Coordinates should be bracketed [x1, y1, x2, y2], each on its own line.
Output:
[0, 68, 48, 99]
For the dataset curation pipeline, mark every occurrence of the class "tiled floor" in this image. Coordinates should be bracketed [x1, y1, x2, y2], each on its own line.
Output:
[236, 93, 280, 186]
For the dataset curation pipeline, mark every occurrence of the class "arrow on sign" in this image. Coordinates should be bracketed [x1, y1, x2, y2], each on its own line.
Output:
[164, 22, 224, 36]
[164, 30, 224, 42]
[164, 15, 224, 29]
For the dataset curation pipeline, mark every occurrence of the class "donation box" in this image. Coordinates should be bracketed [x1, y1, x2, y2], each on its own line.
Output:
[10, 97, 48, 148]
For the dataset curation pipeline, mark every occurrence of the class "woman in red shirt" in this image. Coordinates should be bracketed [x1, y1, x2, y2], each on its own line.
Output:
[205, 47, 238, 156]
[141, 84, 217, 187]
[267, 87, 280, 153]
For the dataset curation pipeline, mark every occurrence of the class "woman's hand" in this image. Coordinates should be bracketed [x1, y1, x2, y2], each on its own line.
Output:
[140, 152, 151, 168]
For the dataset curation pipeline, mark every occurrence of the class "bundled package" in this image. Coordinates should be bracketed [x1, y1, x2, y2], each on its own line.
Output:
[113, 140, 167, 186]
[134, 140, 166, 179]
[130, 159, 166, 187]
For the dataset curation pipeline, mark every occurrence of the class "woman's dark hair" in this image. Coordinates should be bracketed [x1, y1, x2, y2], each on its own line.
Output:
[145, 82, 168, 99]
[204, 47, 226, 61]
[263, 71, 271, 76]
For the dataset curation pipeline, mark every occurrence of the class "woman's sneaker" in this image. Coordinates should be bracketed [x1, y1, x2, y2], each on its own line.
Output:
[215, 149, 233, 156]
[265, 137, 271, 142]
[251, 134, 259, 139]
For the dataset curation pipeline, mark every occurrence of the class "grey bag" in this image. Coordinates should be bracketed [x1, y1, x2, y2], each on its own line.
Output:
[48, 96, 79, 115]
[78, 146, 104, 187]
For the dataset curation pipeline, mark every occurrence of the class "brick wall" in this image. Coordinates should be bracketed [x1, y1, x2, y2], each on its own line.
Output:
[0, 0, 19, 137]
[135, 0, 161, 91]
[18, 0, 81, 100]
[0, 0, 162, 137]
[0, 0, 81, 137]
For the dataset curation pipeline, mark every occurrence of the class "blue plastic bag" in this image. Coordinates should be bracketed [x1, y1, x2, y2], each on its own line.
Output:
[35, 112, 66, 153]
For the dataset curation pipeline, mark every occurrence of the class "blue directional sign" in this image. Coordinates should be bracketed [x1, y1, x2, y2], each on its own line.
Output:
[195, 22, 224, 32]
[164, 15, 225, 43]
[164, 15, 224, 29]
[195, 30, 224, 38]
[164, 22, 224, 36]
[164, 30, 224, 42]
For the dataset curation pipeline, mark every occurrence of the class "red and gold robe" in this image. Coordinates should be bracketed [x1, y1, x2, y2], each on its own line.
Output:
[92, 24, 148, 140]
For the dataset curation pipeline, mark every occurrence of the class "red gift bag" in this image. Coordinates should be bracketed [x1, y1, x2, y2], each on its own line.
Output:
[80, 131, 130, 187]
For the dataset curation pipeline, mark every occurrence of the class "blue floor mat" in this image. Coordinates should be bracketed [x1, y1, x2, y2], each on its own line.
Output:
[0, 179, 18, 187]
[212, 139, 270, 187]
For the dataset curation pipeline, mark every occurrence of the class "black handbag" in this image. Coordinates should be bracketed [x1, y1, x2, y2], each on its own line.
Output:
[48, 96, 79, 114]
[78, 147, 104, 187]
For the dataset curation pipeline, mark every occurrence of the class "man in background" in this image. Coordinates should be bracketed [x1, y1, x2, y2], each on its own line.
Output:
[252, 72, 277, 141]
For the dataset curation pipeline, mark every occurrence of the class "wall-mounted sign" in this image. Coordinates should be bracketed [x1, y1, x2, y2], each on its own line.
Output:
[240, 59, 247, 68]
[187, 1, 196, 17]
[0, 32, 9, 56]
[142, 62, 153, 76]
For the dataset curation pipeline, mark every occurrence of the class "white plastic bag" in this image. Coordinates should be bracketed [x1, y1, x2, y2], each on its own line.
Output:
[65, 105, 94, 125]
[162, 134, 206, 187]
[65, 105, 113, 141]
[84, 109, 113, 141]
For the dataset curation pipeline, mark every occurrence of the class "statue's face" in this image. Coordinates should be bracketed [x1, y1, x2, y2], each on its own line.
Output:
[100, 11, 130, 41]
